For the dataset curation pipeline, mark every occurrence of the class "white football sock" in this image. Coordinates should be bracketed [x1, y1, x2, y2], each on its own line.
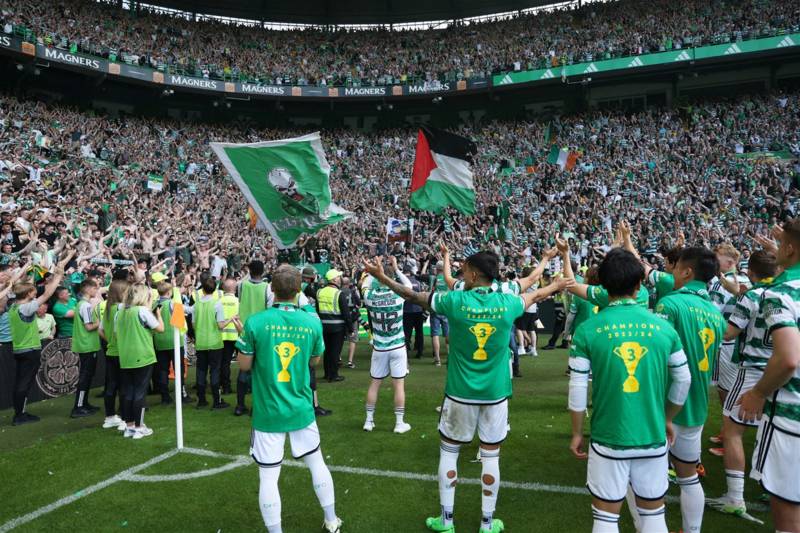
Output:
[725, 469, 745, 502]
[365, 403, 375, 423]
[624, 487, 642, 532]
[394, 407, 405, 425]
[678, 475, 704, 533]
[480, 448, 500, 531]
[303, 450, 336, 522]
[637, 505, 667, 533]
[439, 441, 460, 526]
[591, 506, 619, 533]
[258, 465, 282, 531]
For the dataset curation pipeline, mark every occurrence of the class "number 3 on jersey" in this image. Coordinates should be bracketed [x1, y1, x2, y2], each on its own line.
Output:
[275, 341, 300, 382]
[469, 323, 496, 360]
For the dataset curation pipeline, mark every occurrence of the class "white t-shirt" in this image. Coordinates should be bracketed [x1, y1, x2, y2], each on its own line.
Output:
[210, 256, 227, 278]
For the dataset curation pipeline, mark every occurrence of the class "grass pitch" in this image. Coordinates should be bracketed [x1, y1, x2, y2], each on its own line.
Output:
[0, 342, 770, 532]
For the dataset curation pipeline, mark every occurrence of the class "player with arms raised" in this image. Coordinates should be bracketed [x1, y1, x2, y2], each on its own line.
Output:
[363, 250, 572, 533]
[360, 254, 413, 434]
[738, 219, 800, 533]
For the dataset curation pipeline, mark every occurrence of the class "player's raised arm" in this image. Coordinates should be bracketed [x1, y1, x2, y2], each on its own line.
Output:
[518, 247, 557, 292]
[718, 269, 743, 296]
[363, 256, 431, 311]
[557, 235, 589, 300]
[439, 243, 456, 290]
[522, 276, 574, 309]
[619, 220, 640, 259]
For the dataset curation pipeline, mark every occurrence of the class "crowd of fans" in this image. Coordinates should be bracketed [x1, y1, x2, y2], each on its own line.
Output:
[1, 0, 799, 86]
[0, 87, 798, 286]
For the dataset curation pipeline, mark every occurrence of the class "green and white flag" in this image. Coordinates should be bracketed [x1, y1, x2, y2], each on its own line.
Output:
[210, 133, 352, 249]
[147, 173, 164, 191]
[546, 145, 569, 170]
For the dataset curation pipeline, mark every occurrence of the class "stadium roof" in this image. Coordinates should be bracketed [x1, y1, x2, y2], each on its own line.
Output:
[137, 0, 584, 27]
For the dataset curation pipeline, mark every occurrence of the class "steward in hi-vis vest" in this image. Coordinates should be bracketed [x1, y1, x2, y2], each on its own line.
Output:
[219, 279, 241, 397]
[315, 268, 352, 383]
[234, 260, 271, 416]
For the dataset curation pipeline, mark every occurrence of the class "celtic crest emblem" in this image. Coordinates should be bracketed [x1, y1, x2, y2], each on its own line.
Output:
[36, 338, 80, 397]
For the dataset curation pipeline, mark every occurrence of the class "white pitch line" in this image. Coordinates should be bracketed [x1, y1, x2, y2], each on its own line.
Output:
[284, 459, 591, 496]
[0, 449, 178, 533]
[181, 447, 769, 512]
[127, 454, 250, 482]
[0, 447, 769, 531]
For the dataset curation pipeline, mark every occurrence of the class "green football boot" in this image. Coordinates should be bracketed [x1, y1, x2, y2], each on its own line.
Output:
[479, 518, 505, 533]
[425, 515, 455, 533]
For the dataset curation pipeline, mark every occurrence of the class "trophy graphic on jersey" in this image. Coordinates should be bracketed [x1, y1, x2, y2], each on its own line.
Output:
[469, 323, 496, 361]
[274, 341, 301, 382]
[698, 327, 715, 372]
[613, 341, 648, 393]
[267, 167, 320, 217]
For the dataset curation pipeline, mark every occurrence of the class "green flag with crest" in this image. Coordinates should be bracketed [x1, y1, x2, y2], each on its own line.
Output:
[211, 133, 352, 249]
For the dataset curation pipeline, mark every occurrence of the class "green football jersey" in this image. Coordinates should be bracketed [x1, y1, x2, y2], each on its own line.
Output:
[236, 302, 325, 433]
[569, 294, 598, 334]
[53, 297, 77, 337]
[646, 270, 675, 303]
[655, 280, 726, 427]
[759, 263, 800, 433]
[431, 286, 524, 402]
[434, 274, 450, 293]
[363, 283, 406, 351]
[571, 299, 686, 449]
[587, 284, 650, 309]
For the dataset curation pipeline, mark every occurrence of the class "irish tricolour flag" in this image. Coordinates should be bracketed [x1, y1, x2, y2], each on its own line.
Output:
[409, 127, 477, 215]
[547, 144, 579, 171]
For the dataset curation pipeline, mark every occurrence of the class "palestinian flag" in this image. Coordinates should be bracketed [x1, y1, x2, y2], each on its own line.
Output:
[410, 127, 477, 215]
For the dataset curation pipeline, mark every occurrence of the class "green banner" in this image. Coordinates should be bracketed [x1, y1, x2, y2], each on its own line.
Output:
[210, 133, 352, 249]
[735, 150, 796, 160]
[493, 33, 800, 87]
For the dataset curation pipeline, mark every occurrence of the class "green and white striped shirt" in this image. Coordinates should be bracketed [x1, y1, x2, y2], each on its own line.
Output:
[709, 272, 751, 320]
[362, 273, 412, 351]
[760, 263, 800, 432]
[709, 272, 751, 346]
[728, 284, 771, 368]
[452, 279, 520, 295]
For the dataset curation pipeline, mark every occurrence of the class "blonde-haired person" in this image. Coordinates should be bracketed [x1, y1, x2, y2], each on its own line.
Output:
[35, 303, 56, 341]
[98, 278, 129, 430]
[9, 251, 74, 425]
[115, 283, 164, 439]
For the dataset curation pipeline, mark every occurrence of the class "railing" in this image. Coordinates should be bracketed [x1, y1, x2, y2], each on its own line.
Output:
[6, 18, 799, 88]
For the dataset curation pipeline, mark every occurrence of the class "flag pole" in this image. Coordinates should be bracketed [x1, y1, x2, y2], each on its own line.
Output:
[173, 327, 184, 450]
[170, 302, 187, 451]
